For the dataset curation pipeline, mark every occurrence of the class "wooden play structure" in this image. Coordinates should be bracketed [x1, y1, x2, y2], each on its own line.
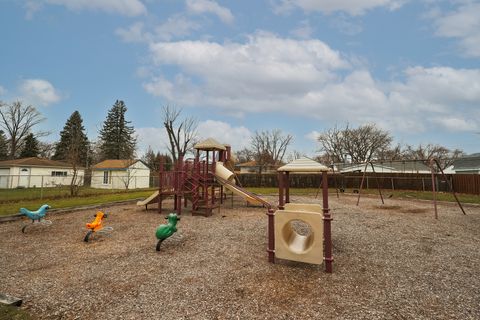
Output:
[138, 138, 267, 216]
[138, 141, 334, 272]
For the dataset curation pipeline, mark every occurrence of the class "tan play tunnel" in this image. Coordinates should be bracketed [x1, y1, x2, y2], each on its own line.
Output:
[274, 204, 324, 265]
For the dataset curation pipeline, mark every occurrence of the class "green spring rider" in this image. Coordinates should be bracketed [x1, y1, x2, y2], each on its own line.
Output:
[156, 213, 180, 251]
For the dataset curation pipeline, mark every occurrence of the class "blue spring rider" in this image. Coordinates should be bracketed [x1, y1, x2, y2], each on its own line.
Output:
[19, 204, 52, 233]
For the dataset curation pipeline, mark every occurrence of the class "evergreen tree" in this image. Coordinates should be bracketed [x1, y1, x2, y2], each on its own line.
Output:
[98, 100, 136, 160]
[53, 111, 90, 196]
[53, 111, 90, 166]
[0, 130, 8, 160]
[19, 133, 40, 158]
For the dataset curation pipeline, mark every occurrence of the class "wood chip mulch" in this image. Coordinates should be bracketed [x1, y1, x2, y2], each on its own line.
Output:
[0, 194, 479, 319]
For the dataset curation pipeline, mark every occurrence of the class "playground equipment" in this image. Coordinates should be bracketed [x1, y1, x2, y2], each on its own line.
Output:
[19, 204, 52, 233]
[84, 211, 113, 242]
[272, 157, 333, 272]
[155, 213, 180, 251]
[138, 138, 266, 216]
[355, 159, 466, 219]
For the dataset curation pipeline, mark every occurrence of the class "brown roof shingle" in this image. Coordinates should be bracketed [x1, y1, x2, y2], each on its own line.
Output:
[0, 157, 76, 168]
[92, 159, 138, 170]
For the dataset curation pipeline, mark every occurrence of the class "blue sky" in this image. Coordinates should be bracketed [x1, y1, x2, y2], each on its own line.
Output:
[0, 0, 479, 158]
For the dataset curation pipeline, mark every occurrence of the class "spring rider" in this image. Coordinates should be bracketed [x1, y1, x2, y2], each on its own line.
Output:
[155, 213, 180, 251]
[84, 211, 113, 242]
[19, 204, 52, 233]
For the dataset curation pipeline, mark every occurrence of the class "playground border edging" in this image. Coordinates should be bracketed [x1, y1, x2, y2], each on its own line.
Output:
[0, 198, 142, 224]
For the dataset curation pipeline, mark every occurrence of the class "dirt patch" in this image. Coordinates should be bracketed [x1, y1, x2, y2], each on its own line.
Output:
[0, 194, 479, 319]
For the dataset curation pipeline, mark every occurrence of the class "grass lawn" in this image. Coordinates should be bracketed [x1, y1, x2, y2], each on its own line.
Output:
[246, 187, 480, 205]
[1, 186, 478, 217]
[0, 188, 156, 216]
[0, 305, 32, 320]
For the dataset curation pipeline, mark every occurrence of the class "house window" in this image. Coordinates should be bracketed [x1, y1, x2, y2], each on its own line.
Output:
[103, 171, 109, 184]
[51, 171, 67, 176]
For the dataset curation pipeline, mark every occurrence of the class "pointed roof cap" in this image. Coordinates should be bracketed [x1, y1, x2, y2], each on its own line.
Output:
[277, 157, 329, 172]
[194, 138, 226, 151]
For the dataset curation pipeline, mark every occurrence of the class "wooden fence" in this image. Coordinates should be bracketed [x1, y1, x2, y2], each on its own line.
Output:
[236, 173, 480, 195]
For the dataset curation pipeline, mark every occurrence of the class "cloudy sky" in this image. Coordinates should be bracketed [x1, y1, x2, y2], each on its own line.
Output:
[0, 0, 479, 157]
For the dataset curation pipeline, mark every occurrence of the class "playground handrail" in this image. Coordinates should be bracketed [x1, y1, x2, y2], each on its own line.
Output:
[213, 174, 273, 209]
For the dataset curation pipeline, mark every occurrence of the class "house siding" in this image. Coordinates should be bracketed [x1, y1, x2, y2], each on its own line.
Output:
[0, 166, 85, 189]
[91, 161, 150, 189]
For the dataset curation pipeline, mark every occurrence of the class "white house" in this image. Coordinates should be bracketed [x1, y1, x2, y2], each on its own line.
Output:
[451, 154, 480, 174]
[0, 157, 85, 189]
[91, 159, 150, 189]
[339, 161, 431, 174]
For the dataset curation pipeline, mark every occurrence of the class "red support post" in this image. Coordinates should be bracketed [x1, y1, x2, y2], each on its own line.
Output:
[285, 171, 290, 204]
[158, 158, 164, 214]
[322, 171, 333, 273]
[430, 160, 438, 219]
[177, 156, 184, 215]
[267, 207, 275, 263]
[278, 172, 285, 210]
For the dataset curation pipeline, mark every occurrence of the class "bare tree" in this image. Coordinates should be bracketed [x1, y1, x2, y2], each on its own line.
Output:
[38, 141, 55, 159]
[250, 130, 293, 173]
[286, 150, 305, 162]
[317, 123, 392, 163]
[316, 124, 348, 163]
[0, 101, 45, 159]
[162, 106, 198, 163]
[376, 143, 407, 161]
[235, 147, 255, 163]
[404, 144, 464, 169]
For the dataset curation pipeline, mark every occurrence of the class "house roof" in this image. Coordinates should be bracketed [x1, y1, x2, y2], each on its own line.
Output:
[194, 138, 226, 151]
[453, 155, 480, 171]
[339, 161, 431, 173]
[277, 157, 329, 172]
[237, 160, 258, 167]
[92, 159, 141, 170]
[0, 157, 78, 169]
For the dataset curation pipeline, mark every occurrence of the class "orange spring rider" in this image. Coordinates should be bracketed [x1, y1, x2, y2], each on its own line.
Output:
[84, 211, 112, 242]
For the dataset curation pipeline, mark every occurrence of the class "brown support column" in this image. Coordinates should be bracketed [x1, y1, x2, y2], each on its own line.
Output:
[158, 158, 164, 214]
[430, 160, 438, 219]
[322, 171, 333, 273]
[434, 159, 466, 215]
[370, 162, 384, 204]
[267, 207, 275, 263]
[211, 151, 216, 205]
[278, 172, 285, 210]
[285, 171, 290, 204]
[204, 152, 209, 208]
[356, 161, 370, 206]
[177, 156, 183, 215]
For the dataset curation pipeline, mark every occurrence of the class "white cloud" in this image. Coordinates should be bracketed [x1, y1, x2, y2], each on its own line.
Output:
[197, 120, 252, 150]
[26, 0, 146, 17]
[135, 121, 251, 156]
[18, 79, 61, 106]
[135, 127, 170, 156]
[273, 0, 407, 16]
[116, 22, 150, 43]
[186, 0, 234, 24]
[116, 16, 201, 44]
[0, 85, 6, 96]
[290, 20, 313, 39]
[146, 33, 349, 115]
[431, 2, 480, 57]
[142, 33, 479, 135]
